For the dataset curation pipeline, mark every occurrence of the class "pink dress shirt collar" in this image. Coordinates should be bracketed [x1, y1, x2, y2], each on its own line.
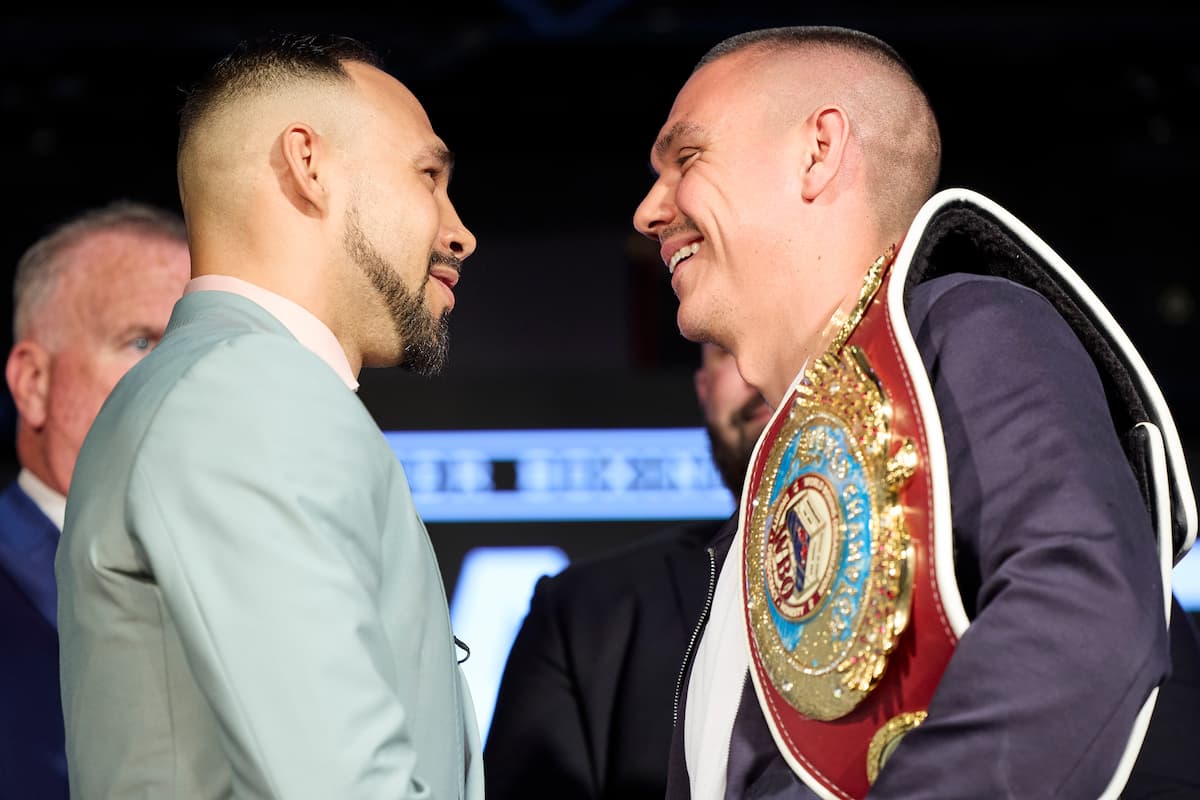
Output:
[184, 275, 359, 392]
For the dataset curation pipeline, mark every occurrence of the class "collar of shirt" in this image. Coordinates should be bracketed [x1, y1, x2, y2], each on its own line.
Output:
[17, 467, 65, 531]
[184, 275, 359, 392]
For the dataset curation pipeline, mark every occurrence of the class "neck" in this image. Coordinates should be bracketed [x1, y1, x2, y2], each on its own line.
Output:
[755, 244, 897, 407]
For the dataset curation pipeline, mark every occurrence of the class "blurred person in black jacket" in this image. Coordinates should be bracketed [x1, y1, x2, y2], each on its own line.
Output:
[484, 342, 770, 799]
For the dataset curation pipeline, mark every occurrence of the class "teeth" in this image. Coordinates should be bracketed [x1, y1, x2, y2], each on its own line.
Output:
[668, 242, 700, 274]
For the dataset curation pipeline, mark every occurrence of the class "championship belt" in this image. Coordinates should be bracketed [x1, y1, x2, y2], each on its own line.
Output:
[739, 187, 1198, 800]
[739, 245, 961, 800]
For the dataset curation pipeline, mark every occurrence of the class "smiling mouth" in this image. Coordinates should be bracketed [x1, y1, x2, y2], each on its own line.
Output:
[668, 242, 700, 274]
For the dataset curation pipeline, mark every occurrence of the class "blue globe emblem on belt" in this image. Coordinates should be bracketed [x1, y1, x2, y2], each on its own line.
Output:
[762, 418, 872, 658]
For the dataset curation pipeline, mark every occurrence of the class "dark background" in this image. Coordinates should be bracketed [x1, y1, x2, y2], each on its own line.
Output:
[1, 6, 1198, 584]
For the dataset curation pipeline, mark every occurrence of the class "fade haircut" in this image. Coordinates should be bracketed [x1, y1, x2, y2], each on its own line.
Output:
[697, 26, 942, 236]
[177, 32, 383, 162]
[12, 200, 186, 341]
[697, 26, 915, 75]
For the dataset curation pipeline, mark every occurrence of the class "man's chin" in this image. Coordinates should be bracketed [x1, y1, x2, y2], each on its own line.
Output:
[676, 310, 711, 345]
[400, 360, 444, 377]
[399, 321, 450, 376]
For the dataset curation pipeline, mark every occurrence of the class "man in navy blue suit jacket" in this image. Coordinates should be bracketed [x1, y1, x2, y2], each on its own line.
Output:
[631, 25, 1200, 799]
[0, 201, 189, 797]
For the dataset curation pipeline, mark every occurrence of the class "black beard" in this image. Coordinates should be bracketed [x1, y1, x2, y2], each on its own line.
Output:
[706, 393, 770, 499]
[344, 210, 450, 376]
[706, 420, 756, 499]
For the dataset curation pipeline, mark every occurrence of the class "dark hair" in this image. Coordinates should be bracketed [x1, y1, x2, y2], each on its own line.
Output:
[178, 32, 383, 158]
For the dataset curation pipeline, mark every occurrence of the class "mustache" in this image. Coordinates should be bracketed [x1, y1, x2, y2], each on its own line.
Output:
[429, 251, 463, 276]
[732, 394, 771, 427]
[659, 218, 701, 242]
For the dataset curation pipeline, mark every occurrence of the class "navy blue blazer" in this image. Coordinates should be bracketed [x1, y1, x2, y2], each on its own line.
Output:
[665, 274, 1200, 798]
[0, 480, 68, 799]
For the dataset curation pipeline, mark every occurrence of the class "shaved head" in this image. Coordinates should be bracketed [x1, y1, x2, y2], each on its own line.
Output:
[697, 26, 941, 239]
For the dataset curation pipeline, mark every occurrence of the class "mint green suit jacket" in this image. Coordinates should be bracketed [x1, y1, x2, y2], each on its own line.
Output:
[57, 290, 482, 799]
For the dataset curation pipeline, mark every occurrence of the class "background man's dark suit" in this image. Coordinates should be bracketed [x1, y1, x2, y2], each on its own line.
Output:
[0, 480, 68, 798]
[485, 518, 717, 799]
[486, 341, 770, 799]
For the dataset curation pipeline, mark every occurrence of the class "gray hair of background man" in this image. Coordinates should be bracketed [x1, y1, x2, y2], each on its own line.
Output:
[12, 200, 186, 342]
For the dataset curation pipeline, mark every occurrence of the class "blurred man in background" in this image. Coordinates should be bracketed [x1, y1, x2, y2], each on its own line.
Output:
[0, 200, 189, 798]
[485, 341, 770, 799]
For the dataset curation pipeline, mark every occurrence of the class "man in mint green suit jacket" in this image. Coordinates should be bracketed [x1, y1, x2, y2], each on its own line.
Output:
[56, 33, 482, 799]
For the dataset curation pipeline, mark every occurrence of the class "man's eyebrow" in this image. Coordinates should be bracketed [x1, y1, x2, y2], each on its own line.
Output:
[420, 144, 455, 177]
[653, 121, 700, 161]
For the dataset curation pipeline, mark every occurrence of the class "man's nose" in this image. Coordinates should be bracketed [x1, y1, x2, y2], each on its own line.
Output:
[633, 179, 675, 241]
[442, 203, 477, 260]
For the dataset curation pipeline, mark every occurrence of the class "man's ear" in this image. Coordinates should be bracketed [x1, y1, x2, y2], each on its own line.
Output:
[280, 123, 330, 215]
[6, 341, 50, 429]
[800, 105, 850, 201]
